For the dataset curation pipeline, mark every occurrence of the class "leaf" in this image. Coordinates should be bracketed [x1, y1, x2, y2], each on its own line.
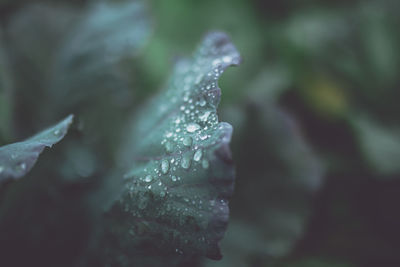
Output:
[106, 32, 241, 263]
[6, 1, 151, 146]
[45, 0, 152, 158]
[0, 115, 73, 184]
[352, 114, 400, 176]
[49, 0, 152, 109]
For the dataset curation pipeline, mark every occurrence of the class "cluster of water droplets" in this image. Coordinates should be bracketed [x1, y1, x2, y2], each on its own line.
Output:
[119, 34, 238, 255]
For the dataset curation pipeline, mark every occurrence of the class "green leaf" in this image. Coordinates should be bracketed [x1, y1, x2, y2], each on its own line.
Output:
[0, 115, 73, 184]
[6, 1, 151, 146]
[352, 115, 400, 176]
[49, 0, 152, 109]
[106, 32, 241, 263]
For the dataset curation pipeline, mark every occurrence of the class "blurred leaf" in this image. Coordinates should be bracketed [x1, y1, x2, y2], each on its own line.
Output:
[283, 10, 349, 56]
[360, 3, 398, 87]
[6, 1, 152, 146]
[352, 115, 400, 176]
[299, 74, 349, 120]
[49, 0, 152, 108]
[46, 0, 152, 159]
[5, 3, 79, 134]
[105, 32, 240, 264]
[0, 115, 73, 184]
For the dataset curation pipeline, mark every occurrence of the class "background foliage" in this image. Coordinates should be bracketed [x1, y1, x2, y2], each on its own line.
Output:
[0, 0, 399, 266]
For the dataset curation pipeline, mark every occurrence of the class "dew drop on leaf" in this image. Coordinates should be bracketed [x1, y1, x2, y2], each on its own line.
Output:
[193, 149, 203, 162]
[186, 123, 201, 133]
[199, 111, 211, 122]
[144, 175, 153, 183]
[161, 159, 170, 174]
[182, 136, 193, 147]
[181, 155, 191, 169]
[164, 141, 173, 153]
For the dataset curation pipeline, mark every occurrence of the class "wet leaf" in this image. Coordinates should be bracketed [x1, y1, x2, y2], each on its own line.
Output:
[0, 115, 73, 184]
[107, 32, 241, 263]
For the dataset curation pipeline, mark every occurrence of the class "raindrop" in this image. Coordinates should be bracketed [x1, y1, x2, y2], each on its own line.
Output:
[181, 155, 191, 169]
[171, 175, 177, 182]
[198, 97, 206, 107]
[0, 166, 4, 174]
[18, 163, 27, 171]
[186, 123, 201, 133]
[161, 160, 170, 174]
[183, 93, 189, 102]
[182, 136, 193, 147]
[144, 175, 153, 183]
[222, 56, 232, 63]
[193, 149, 203, 162]
[199, 134, 208, 140]
[53, 129, 61, 136]
[199, 111, 211, 122]
[165, 141, 173, 153]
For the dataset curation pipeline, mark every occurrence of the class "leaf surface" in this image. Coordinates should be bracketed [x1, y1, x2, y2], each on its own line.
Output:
[108, 32, 241, 262]
[0, 115, 73, 184]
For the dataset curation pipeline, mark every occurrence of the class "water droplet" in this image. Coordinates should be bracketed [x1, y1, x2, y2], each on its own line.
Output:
[171, 175, 177, 182]
[222, 56, 232, 63]
[160, 190, 166, 197]
[165, 141, 173, 153]
[183, 93, 189, 102]
[199, 134, 208, 140]
[0, 166, 4, 174]
[182, 136, 193, 147]
[186, 123, 200, 133]
[18, 163, 26, 171]
[198, 97, 206, 107]
[53, 129, 61, 136]
[202, 159, 209, 169]
[144, 175, 153, 183]
[181, 155, 191, 169]
[193, 149, 203, 162]
[161, 160, 170, 174]
[199, 111, 211, 122]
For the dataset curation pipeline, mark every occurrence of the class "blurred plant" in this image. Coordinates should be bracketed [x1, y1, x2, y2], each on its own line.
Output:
[0, 1, 243, 266]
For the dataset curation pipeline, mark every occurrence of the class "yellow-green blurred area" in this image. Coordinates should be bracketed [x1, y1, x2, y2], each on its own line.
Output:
[1, 0, 400, 266]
